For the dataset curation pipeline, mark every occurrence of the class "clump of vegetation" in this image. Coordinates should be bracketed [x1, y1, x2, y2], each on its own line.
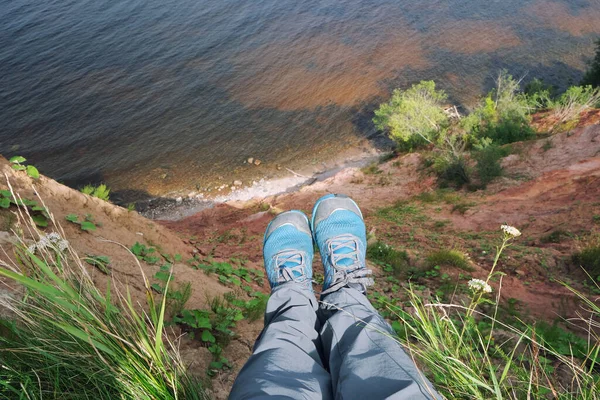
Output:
[377, 225, 600, 399]
[551, 85, 600, 130]
[0, 209, 205, 399]
[65, 213, 97, 231]
[582, 38, 600, 87]
[361, 162, 383, 175]
[9, 156, 39, 179]
[81, 184, 111, 202]
[375, 67, 600, 190]
[473, 144, 508, 188]
[373, 81, 449, 149]
[367, 240, 410, 275]
[0, 189, 49, 227]
[425, 249, 472, 271]
[461, 71, 535, 146]
[572, 243, 600, 282]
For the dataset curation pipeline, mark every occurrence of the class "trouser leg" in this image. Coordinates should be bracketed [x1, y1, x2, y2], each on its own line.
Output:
[318, 287, 442, 400]
[229, 283, 333, 400]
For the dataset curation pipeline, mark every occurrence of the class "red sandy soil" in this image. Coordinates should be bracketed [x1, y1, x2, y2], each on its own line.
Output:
[1, 111, 600, 398]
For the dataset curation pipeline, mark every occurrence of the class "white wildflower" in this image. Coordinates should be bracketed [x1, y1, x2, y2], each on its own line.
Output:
[28, 232, 69, 254]
[501, 225, 521, 238]
[468, 278, 492, 294]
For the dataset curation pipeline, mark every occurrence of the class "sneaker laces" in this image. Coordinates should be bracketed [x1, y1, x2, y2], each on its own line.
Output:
[273, 250, 311, 288]
[321, 234, 373, 296]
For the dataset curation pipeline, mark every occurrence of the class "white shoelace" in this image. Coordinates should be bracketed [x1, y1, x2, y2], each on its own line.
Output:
[321, 234, 373, 296]
[274, 250, 311, 288]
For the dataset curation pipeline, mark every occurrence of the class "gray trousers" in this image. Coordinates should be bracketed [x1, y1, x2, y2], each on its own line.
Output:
[229, 283, 441, 399]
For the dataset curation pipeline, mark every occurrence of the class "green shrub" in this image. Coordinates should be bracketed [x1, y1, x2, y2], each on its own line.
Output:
[551, 85, 600, 128]
[367, 241, 410, 275]
[373, 81, 449, 147]
[524, 78, 555, 110]
[425, 249, 472, 271]
[582, 38, 600, 88]
[81, 184, 111, 201]
[432, 153, 471, 188]
[473, 145, 507, 187]
[462, 71, 535, 145]
[572, 245, 600, 281]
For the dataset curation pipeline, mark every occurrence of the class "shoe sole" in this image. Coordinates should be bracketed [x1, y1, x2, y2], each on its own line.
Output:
[263, 210, 310, 247]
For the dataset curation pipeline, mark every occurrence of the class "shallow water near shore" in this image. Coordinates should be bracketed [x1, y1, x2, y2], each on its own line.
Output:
[1, 0, 599, 199]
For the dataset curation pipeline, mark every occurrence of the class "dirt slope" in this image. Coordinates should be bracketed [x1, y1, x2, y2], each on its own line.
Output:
[1, 118, 600, 398]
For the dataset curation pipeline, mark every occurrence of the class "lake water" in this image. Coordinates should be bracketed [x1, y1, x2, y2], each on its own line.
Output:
[1, 0, 599, 200]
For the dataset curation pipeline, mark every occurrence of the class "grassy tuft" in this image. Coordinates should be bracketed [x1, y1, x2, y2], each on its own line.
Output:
[0, 196, 205, 399]
[367, 241, 410, 275]
[425, 249, 473, 271]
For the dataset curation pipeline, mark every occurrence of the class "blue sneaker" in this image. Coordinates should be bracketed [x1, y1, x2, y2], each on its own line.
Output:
[311, 194, 373, 296]
[263, 210, 313, 290]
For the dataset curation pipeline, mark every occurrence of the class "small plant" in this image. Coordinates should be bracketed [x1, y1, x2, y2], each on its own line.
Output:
[367, 241, 410, 276]
[425, 249, 472, 271]
[9, 156, 39, 179]
[541, 139, 554, 152]
[194, 261, 253, 287]
[81, 184, 111, 201]
[572, 242, 600, 282]
[131, 242, 161, 264]
[361, 163, 382, 175]
[540, 230, 570, 244]
[451, 201, 475, 215]
[83, 254, 111, 274]
[174, 295, 244, 376]
[127, 203, 136, 212]
[0, 190, 49, 227]
[65, 213, 97, 231]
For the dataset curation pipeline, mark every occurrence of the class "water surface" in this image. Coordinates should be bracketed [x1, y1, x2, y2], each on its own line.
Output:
[1, 0, 599, 199]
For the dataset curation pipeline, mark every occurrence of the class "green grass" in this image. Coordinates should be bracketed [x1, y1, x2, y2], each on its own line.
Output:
[0, 227, 205, 398]
[572, 244, 600, 282]
[376, 201, 428, 224]
[367, 240, 410, 275]
[425, 249, 473, 271]
[375, 227, 600, 399]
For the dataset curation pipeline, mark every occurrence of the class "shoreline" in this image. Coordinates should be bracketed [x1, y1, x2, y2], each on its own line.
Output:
[137, 144, 388, 221]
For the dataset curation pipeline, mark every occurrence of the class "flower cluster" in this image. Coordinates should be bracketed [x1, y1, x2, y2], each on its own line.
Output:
[27, 232, 69, 254]
[501, 225, 521, 238]
[468, 278, 492, 294]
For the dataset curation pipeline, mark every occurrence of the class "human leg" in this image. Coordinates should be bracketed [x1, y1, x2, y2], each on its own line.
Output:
[311, 194, 441, 400]
[229, 211, 332, 400]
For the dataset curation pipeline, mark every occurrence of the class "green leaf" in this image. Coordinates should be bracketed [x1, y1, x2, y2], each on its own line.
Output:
[80, 221, 97, 231]
[174, 253, 182, 262]
[11, 165, 26, 171]
[130, 242, 144, 256]
[65, 214, 79, 223]
[201, 330, 216, 343]
[154, 271, 172, 282]
[26, 165, 40, 179]
[0, 198, 10, 208]
[150, 283, 163, 293]
[31, 215, 48, 227]
[9, 156, 26, 164]
[0, 190, 11, 198]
